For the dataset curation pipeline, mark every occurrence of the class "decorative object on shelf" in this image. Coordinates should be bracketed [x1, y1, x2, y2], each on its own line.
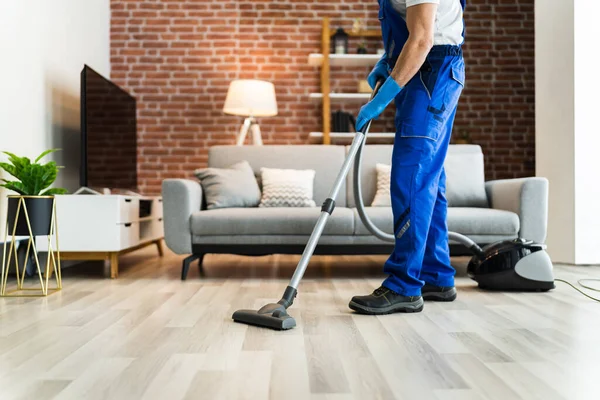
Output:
[357, 42, 368, 54]
[331, 111, 356, 133]
[453, 130, 472, 144]
[358, 80, 371, 93]
[352, 18, 366, 34]
[314, 18, 385, 145]
[0, 149, 66, 297]
[223, 79, 278, 146]
[332, 28, 349, 55]
[352, 19, 368, 54]
[377, 48, 385, 55]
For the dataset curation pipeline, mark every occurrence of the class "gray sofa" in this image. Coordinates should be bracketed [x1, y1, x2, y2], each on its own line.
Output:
[162, 145, 548, 279]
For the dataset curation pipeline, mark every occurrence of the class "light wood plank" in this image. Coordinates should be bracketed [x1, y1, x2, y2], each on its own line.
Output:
[443, 354, 522, 400]
[53, 357, 134, 400]
[0, 248, 598, 400]
[141, 354, 206, 400]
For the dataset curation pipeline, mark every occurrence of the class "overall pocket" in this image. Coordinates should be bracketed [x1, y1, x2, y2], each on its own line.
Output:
[415, 57, 465, 139]
[396, 59, 444, 142]
[444, 60, 465, 110]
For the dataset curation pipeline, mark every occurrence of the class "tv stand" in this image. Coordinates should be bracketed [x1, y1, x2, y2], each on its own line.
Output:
[37, 194, 164, 278]
[73, 186, 112, 195]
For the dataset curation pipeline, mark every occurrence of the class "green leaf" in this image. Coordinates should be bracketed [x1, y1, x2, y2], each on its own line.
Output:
[34, 148, 59, 163]
[38, 162, 58, 192]
[1, 149, 62, 195]
[1, 151, 31, 182]
[0, 181, 27, 195]
[40, 187, 68, 196]
[0, 162, 17, 178]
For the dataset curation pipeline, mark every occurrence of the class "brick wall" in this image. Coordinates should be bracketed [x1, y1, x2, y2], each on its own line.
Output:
[110, 0, 535, 195]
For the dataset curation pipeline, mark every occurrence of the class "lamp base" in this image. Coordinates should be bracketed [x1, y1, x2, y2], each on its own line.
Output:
[236, 117, 263, 146]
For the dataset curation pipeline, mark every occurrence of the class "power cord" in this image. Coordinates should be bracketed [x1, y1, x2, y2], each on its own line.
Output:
[554, 279, 600, 302]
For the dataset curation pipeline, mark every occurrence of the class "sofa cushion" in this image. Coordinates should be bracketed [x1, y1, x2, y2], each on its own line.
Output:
[352, 207, 519, 236]
[208, 145, 347, 206]
[346, 144, 489, 208]
[191, 207, 354, 236]
[258, 167, 317, 208]
[194, 160, 261, 209]
[371, 163, 392, 207]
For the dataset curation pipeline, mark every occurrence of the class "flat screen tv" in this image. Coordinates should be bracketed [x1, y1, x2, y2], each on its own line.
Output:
[80, 65, 137, 192]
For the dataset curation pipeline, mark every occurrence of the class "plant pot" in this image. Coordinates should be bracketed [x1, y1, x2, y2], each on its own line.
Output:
[6, 196, 54, 236]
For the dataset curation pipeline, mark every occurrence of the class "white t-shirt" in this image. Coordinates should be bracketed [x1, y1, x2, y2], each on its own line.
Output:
[390, 0, 464, 45]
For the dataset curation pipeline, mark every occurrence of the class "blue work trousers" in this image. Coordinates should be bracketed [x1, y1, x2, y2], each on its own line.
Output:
[383, 45, 465, 296]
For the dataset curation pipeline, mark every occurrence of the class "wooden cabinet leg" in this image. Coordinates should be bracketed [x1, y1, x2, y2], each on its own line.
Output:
[110, 253, 119, 279]
[155, 239, 164, 257]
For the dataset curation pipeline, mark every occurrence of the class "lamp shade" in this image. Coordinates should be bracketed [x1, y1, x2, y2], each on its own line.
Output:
[223, 79, 278, 117]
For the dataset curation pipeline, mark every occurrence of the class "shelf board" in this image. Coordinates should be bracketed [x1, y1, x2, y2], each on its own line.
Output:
[309, 93, 371, 101]
[308, 53, 382, 67]
[309, 132, 395, 140]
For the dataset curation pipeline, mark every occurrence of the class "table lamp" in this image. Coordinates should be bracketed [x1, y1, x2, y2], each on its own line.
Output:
[223, 79, 278, 146]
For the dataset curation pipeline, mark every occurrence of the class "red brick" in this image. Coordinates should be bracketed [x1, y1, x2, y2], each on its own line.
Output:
[110, 0, 535, 193]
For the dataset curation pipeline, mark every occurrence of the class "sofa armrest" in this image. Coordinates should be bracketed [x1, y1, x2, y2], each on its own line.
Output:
[485, 177, 549, 243]
[161, 179, 203, 255]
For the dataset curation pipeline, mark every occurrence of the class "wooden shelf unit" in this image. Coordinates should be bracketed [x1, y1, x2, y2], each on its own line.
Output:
[309, 132, 395, 141]
[312, 18, 385, 144]
[309, 93, 371, 101]
[308, 53, 382, 67]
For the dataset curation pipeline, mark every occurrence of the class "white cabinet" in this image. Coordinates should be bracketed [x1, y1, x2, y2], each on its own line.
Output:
[37, 194, 164, 278]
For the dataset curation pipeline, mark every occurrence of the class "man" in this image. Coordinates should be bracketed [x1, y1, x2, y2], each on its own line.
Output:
[349, 0, 466, 314]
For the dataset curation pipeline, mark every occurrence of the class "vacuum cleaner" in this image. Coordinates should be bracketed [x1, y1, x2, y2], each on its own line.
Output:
[232, 83, 555, 331]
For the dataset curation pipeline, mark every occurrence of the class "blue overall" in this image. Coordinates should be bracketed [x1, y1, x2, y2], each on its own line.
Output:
[378, 0, 466, 296]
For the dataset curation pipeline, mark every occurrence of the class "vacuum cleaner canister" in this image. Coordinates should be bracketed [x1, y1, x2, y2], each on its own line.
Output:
[467, 238, 555, 291]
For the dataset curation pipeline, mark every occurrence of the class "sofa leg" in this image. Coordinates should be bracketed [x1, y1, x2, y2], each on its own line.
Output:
[181, 255, 200, 281]
[197, 253, 206, 277]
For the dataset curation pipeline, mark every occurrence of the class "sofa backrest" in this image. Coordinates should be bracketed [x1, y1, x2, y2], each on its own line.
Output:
[208, 145, 348, 206]
[345, 144, 393, 208]
[345, 144, 489, 208]
[444, 145, 489, 207]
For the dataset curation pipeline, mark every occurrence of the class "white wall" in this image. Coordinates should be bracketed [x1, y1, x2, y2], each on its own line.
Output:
[0, 0, 109, 238]
[573, 0, 600, 264]
[536, 0, 600, 264]
[535, 0, 575, 263]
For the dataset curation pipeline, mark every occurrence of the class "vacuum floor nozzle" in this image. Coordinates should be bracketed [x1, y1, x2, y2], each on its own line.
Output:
[232, 303, 296, 331]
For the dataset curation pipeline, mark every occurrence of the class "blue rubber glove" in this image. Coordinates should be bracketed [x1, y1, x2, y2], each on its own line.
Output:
[355, 76, 403, 132]
[367, 54, 390, 90]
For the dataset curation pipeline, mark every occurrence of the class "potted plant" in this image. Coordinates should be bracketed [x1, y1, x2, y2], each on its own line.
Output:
[352, 19, 368, 54]
[453, 130, 472, 145]
[357, 40, 368, 54]
[0, 149, 67, 236]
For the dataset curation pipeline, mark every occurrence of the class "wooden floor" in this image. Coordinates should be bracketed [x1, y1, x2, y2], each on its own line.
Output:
[1, 248, 600, 400]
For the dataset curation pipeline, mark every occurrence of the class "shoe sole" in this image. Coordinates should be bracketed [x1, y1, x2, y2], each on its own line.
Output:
[348, 297, 424, 315]
[422, 287, 457, 302]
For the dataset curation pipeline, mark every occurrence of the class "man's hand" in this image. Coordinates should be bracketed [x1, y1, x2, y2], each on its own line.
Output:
[367, 54, 390, 90]
[355, 76, 402, 132]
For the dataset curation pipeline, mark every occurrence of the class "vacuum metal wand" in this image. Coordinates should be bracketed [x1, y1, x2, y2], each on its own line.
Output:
[232, 80, 485, 331]
[287, 82, 383, 293]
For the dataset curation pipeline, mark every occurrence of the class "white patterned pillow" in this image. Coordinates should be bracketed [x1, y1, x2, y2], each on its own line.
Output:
[259, 167, 317, 208]
[371, 163, 391, 207]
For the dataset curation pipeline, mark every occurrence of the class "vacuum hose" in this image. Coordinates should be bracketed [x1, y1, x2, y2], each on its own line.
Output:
[352, 82, 484, 256]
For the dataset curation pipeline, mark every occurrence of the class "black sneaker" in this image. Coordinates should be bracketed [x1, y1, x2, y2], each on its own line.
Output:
[421, 283, 457, 302]
[349, 286, 424, 315]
